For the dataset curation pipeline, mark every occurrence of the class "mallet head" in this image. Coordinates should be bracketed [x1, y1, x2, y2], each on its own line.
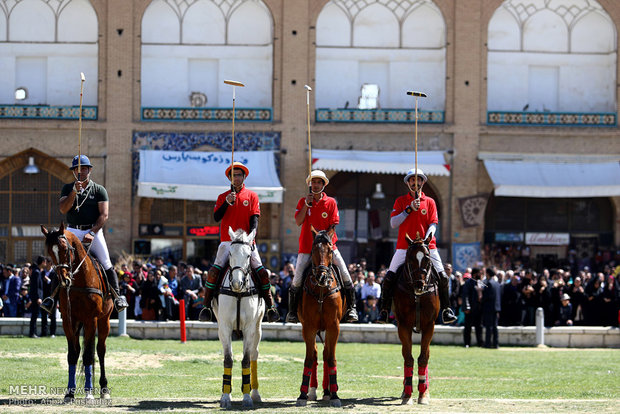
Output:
[304, 85, 312, 91]
[224, 80, 245, 87]
[80, 72, 85, 82]
[406, 91, 427, 97]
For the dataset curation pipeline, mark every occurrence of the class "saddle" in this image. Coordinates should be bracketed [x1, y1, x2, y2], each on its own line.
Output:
[69, 247, 108, 298]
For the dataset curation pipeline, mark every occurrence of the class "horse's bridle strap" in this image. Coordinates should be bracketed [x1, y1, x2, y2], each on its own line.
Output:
[219, 287, 258, 298]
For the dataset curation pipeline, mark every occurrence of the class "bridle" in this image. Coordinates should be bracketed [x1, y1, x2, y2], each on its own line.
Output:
[311, 231, 334, 288]
[48, 232, 91, 288]
[405, 241, 434, 296]
[228, 239, 252, 292]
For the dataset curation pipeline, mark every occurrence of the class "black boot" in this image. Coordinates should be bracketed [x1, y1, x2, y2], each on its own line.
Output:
[41, 276, 59, 315]
[257, 267, 280, 322]
[285, 286, 301, 323]
[438, 271, 457, 324]
[199, 266, 221, 322]
[343, 283, 358, 323]
[377, 271, 396, 324]
[105, 268, 128, 312]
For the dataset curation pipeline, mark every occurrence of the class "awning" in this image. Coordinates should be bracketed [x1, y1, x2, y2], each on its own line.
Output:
[311, 149, 450, 176]
[480, 153, 620, 198]
[138, 150, 284, 203]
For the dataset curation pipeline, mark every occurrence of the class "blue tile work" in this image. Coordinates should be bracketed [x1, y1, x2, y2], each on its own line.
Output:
[141, 107, 272, 122]
[0, 105, 98, 120]
[316, 108, 444, 123]
[487, 111, 617, 127]
[131, 130, 281, 195]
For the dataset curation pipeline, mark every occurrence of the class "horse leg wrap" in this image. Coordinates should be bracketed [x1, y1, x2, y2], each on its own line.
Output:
[403, 366, 413, 396]
[310, 360, 318, 389]
[68, 364, 77, 392]
[222, 367, 232, 394]
[242, 367, 251, 395]
[300, 366, 313, 394]
[418, 366, 429, 394]
[322, 362, 329, 392]
[84, 365, 93, 391]
[329, 365, 338, 393]
[250, 360, 258, 390]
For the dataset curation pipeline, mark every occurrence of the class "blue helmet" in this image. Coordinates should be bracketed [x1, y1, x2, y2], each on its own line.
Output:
[70, 155, 93, 170]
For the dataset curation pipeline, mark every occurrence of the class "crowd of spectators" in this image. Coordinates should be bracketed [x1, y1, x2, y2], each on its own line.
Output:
[2, 248, 619, 333]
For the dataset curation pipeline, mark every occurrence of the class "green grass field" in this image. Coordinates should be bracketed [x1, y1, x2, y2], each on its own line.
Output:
[0, 336, 619, 412]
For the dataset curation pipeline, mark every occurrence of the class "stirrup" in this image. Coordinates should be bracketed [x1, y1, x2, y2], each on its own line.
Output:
[344, 308, 358, 323]
[442, 308, 457, 324]
[199, 307, 213, 322]
[114, 296, 128, 313]
[266, 307, 280, 322]
[41, 297, 55, 315]
[285, 312, 299, 324]
[376, 310, 390, 324]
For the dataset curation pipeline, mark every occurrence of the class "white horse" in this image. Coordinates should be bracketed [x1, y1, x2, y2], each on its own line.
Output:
[213, 227, 265, 409]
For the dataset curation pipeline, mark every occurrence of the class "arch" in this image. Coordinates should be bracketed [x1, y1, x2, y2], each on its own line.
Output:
[183, 0, 224, 44]
[228, 0, 272, 45]
[0, 148, 73, 182]
[9, 0, 55, 42]
[353, 3, 398, 48]
[571, 11, 616, 53]
[0, 7, 7, 42]
[523, 10, 568, 52]
[142, 0, 180, 44]
[402, 3, 446, 48]
[316, 2, 350, 47]
[57, 0, 97, 42]
[488, 7, 520, 50]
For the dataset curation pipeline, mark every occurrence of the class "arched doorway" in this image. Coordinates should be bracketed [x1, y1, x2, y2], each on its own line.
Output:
[0, 149, 72, 263]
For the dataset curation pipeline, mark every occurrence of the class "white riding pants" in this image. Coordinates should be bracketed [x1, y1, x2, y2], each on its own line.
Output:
[292, 249, 352, 288]
[388, 248, 444, 274]
[67, 227, 112, 270]
[213, 241, 263, 269]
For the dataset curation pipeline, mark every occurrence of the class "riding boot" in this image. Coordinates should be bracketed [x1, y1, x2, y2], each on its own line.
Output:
[343, 283, 359, 323]
[438, 271, 457, 324]
[199, 266, 221, 322]
[41, 276, 59, 315]
[377, 271, 396, 324]
[105, 268, 128, 312]
[285, 286, 301, 323]
[257, 267, 280, 322]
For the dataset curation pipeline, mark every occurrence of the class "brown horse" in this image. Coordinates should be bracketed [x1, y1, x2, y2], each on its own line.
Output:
[41, 222, 113, 403]
[392, 234, 440, 405]
[296, 228, 343, 408]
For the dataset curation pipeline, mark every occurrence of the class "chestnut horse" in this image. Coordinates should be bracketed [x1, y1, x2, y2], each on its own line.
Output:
[296, 228, 343, 408]
[392, 234, 440, 405]
[41, 222, 113, 402]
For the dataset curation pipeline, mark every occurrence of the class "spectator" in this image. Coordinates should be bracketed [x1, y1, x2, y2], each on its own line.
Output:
[584, 274, 604, 326]
[41, 258, 57, 337]
[361, 272, 381, 301]
[2, 265, 21, 317]
[462, 267, 483, 347]
[140, 270, 161, 321]
[556, 293, 573, 326]
[569, 276, 586, 325]
[482, 268, 501, 348]
[501, 272, 521, 326]
[601, 274, 618, 327]
[361, 295, 379, 323]
[29, 257, 46, 338]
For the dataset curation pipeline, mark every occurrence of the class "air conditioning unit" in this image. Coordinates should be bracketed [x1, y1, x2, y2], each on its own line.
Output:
[257, 239, 280, 272]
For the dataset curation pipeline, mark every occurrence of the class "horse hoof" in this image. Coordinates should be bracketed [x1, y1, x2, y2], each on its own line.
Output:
[401, 396, 413, 405]
[251, 389, 262, 403]
[296, 399, 307, 407]
[242, 395, 253, 409]
[85, 392, 95, 403]
[322, 389, 330, 401]
[307, 387, 317, 401]
[101, 392, 111, 400]
[220, 394, 232, 409]
[64, 394, 74, 404]
[330, 398, 341, 408]
[418, 396, 430, 405]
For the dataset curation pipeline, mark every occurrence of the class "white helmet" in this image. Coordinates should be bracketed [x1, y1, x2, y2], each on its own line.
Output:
[306, 170, 329, 186]
[404, 168, 427, 184]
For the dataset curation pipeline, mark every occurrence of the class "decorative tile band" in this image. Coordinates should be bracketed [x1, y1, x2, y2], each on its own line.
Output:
[0, 105, 98, 120]
[487, 111, 617, 127]
[141, 107, 272, 122]
[132, 131, 281, 152]
[316, 108, 444, 123]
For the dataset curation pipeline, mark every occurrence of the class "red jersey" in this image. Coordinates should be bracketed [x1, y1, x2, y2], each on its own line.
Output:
[391, 191, 438, 250]
[295, 194, 339, 254]
[215, 185, 260, 242]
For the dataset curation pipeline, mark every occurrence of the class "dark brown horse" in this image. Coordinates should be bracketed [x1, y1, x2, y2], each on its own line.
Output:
[41, 222, 113, 403]
[296, 228, 344, 408]
[392, 234, 440, 405]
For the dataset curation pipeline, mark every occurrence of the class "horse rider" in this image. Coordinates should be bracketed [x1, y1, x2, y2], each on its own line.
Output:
[199, 162, 279, 322]
[377, 168, 457, 324]
[41, 155, 128, 314]
[285, 170, 358, 323]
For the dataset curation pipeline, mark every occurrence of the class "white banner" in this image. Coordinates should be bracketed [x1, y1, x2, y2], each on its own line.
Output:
[525, 232, 570, 246]
[138, 150, 284, 203]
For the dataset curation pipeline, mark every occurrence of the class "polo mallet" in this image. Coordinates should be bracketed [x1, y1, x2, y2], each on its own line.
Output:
[305, 85, 313, 207]
[77, 72, 86, 183]
[224, 80, 245, 193]
[406, 90, 427, 199]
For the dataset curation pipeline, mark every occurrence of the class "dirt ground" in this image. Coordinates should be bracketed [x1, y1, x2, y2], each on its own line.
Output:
[1, 396, 618, 413]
